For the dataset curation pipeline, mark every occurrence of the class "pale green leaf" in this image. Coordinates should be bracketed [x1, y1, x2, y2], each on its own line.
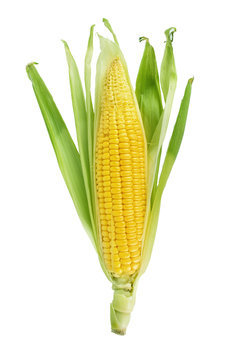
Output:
[62, 41, 88, 157]
[103, 18, 119, 45]
[158, 27, 177, 150]
[63, 41, 96, 240]
[160, 27, 177, 101]
[26, 63, 94, 242]
[150, 147, 162, 207]
[140, 78, 193, 275]
[84, 25, 95, 176]
[140, 193, 162, 275]
[147, 28, 177, 198]
[158, 78, 193, 196]
[147, 81, 176, 198]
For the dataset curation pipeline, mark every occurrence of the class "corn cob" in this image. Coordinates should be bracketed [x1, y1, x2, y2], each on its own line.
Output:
[95, 57, 147, 277]
[26, 19, 193, 335]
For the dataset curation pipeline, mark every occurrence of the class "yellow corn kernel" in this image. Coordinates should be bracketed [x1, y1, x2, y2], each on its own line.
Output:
[95, 57, 147, 277]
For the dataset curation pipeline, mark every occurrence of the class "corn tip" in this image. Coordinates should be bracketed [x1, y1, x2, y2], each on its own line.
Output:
[139, 36, 149, 43]
[61, 39, 70, 53]
[164, 27, 177, 42]
[61, 39, 68, 46]
[26, 62, 38, 80]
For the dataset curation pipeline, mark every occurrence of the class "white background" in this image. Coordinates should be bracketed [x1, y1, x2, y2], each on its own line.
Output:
[0, 0, 238, 359]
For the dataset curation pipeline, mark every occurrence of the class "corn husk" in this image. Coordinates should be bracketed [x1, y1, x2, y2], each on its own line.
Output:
[26, 19, 193, 335]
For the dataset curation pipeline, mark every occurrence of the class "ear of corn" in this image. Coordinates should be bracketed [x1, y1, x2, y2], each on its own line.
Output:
[95, 57, 147, 277]
[26, 19, 193, 335]
[94, 35, 147, 278]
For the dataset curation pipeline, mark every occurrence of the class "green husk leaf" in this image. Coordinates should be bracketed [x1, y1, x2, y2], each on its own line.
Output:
[26, 63, 94, 242]
[63, 40, 96, 240]
[140, 181, 162, 275]
[103, 18, 119, 45]
[150, 147, 162, 207]
[62, 41, 88, 155]
[140, 77, 193, 274]
[160, 27, 177, 101]
[147, 82, 176, 198]
[158, 27, 177, 150]
[158, 77, 193, 195]
[136, 39, 163, 144]
[84, 25, 95, 177]
[147, 28, 177, 198]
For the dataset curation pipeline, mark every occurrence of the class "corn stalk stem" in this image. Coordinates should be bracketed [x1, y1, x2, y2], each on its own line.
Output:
[110, 288, 136, 335]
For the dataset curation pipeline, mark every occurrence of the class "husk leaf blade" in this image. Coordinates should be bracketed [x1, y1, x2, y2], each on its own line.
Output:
[136, 38, 163, 144]
[26, 63, 94, 242]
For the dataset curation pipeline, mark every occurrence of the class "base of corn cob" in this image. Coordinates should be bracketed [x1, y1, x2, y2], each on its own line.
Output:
[110, 278, 136, 334]
[110, 294, 134, 335]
